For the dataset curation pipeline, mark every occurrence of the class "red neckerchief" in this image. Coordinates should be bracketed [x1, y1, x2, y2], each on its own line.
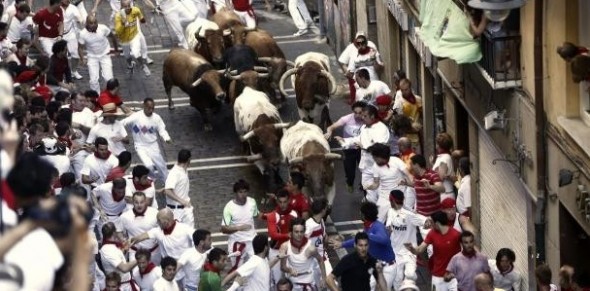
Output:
[162, 221, 177, 235]
[276, 205, 293, 216]
[94, 150, 112, 160]
[358, 47, 371, 55]
[133, 208, 146, 217]
[57, 136, 72, 149]
[139, 262, 157, 278]
[69, 104, 83, 113]
[112, 189, 125, 202]
[203, 262, 221, 274]
[102, 239, 123, 249]
[579, 47, 589, 54]
[133, 179, 152, 191]
[462, 249, 476, 258]
[16, 54, 27, 65]
[290, 237, 308, 252]
[402, 93, 416, 104]
[363, 219, 373, 229]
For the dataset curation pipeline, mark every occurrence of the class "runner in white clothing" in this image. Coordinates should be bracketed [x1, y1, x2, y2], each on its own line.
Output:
[80, 137, 119, 186]
[164, 149, 194, 226]
[432, 133, 455, 201]
[91, 178, 129, 237]
[305, 198, 333, 286]
[67, 92, 98, 178]
[155, 0, 197, 48]
[177, 229, 211, 291]
[280, 218, 327, 291]
[120, 192, 161, 265]
[385, 190, 431, 290]
[86, 103, 128, 155]
[221, 179, 262, 272]
[78, 16, 114, 93]
[61, 0, 84, 79]
[99, 222, 139, 291]
[124, 165, 158, 208]
[131, 249, 162, 291]
[121, 98, 172, 184]
[354, 68, 391, 104]
[153, 257, 181, 291]
[365, 143, 413, 222]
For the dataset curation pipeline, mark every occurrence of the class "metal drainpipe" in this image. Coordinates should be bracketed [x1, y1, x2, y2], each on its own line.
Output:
[533, 0, 547, 264]
[433, 72, 445, 135]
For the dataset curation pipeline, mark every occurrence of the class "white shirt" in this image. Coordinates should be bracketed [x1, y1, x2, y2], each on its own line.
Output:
[61, 4, 82, 37]
[120, 207, 159, 250]
[305, 217, 326, 259]
[347, 47, 383, 81]
[355, 80, 391, 103]
[385, 207, 427, 256]
[147, 223, 195, 259]
[93, 182, 128, 215]
[40, 154, 72, 176]
[7, 16, 34, 43]
[132, 265, 162, 291]
[122, 111, 171, 147]
[222, 197, 259, 242]
[4, 228, 64, 291]
[100, 244, 132, 283]
[69, 106, 98, 143]
[341, 121, 390, 171]
[177, 248, 207, 288]
[488, 260, 522, 291]
[338, 41, 377, 65]
[80, 153, 119, 185]
[79, 24, 112, 57]
[165, 164, 190, 205]
[236, 255, 271, 291]
[153, 277, 180, 291]
[87, 120, 128, 155]
[372, 156, 410, 200]
[432, 153, 454, 193]
[456, 175, 471, 215]
[124, 175, 158, 208]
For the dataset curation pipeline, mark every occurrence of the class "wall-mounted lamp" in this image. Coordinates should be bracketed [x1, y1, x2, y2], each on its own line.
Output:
[468, 0, 526, 22]
[559, 169, 581, 187]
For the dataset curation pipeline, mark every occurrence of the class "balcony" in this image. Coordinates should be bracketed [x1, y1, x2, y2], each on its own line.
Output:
[476, 30, 522, 89]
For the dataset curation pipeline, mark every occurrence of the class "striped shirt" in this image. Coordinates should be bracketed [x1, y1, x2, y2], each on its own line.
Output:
[413, 169, 442, 216]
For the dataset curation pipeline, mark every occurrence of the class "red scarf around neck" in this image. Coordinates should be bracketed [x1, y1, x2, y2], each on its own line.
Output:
[133, 179, 152, 191]
[102, 239, 123, 249]
[402, 93, 416, 104]
[276, 205, 293, 216]
[95, 150, 112, 160]
[203, 262, 221, 274]
[139, 262, 157, 278]
[358, 47, 371, 55]
[290, 237, 308, 252]
[363, 219, 373, 229]
[57, 136, 72, 149]
[162, 221, 177, 235]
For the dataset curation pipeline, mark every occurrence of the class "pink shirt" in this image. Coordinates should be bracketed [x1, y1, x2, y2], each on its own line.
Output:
[333, 113, 363, 138]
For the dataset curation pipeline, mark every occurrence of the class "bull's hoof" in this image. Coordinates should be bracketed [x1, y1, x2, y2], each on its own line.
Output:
[168, 103, 176, 110]
[204, 124, 213, 132]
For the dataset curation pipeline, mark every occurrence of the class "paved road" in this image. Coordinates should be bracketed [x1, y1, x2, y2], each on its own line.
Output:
[44, 0, 430, 287]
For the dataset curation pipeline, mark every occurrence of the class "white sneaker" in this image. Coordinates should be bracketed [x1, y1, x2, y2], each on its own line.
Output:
[315, 36, 327, 44]
[127, 61, 136, 75]
[72, 71, 83, 80]
[293, 29, 309, 37]
[142, 64, 151, 76]
[146, 57, 154, 65]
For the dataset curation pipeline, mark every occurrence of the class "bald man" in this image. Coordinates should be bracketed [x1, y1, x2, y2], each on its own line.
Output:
[78, 15, 115, 92]
[474, 273, 502, 291]
[129, 208, 194, 280]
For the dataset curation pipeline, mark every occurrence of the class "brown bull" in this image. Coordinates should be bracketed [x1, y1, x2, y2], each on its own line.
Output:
[193, 27, 228, 67]
[226, 68, 269, 104]
[162, 49, 226, 131]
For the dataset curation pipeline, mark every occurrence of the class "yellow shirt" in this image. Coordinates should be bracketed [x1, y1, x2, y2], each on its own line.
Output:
[114, 7, 144, 43]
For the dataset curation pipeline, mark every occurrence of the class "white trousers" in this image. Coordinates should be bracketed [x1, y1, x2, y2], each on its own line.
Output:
[71, 150, 90, 180]
[376, 197, 390, 223]
[288, 0, 313, 30]
[269, 248, 283, 285]
[87, 54, 114, 93]
[393, 252, 418, 290]
[369, 263, 396, 290]
[77, 2, 88, 24]
[361, 170, 378, 204]
[39, 36, 59, 56]
[122, 32, 147, 60]
[64, 32, 80, 58]
[189, 0, 209, 19]
[171, 206, 195, 227]
[431, 276, 458, 291]
[135, 142, 168, 184]
[312, 257, 332, 288]
[234, 10, 256, 29]
[161, 2, 196, 48]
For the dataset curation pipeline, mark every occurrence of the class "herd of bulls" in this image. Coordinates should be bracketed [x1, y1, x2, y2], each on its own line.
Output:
[161, 9, 341, 203]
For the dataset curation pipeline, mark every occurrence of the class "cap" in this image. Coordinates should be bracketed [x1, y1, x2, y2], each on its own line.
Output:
[101, 102, 125, 117]
[355, 31, 367, 39]
[375, 95, 392, 106]
[389, 190, 404, 204]
[441, 197, 456, 209]
[399, 280, 419, 291]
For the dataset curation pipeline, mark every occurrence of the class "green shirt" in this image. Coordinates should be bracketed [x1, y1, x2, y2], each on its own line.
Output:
[198, 270, 222, 291]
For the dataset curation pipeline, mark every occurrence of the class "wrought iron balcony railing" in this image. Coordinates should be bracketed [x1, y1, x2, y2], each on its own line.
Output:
[477, 30, 522, 88]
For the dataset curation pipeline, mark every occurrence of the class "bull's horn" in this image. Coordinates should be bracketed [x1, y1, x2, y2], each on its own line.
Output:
[217, 69, 227, 74]
[289, 157, 303, 164]
[240, 130, 255, 141]
[325, 153, 342, 160]
[319, 70, 338, 95]
[191, 78, 203, 87]
[279, 68, 298, 97]
[229, 74, 242, 80]
[229, 69, 238, 75]
[246, 154, 262, 162]
[314, 94, 328, 103]
[257, 57, 273, 63]
[286, 60, 296, 68]
[253, 66, 269, 72]
[195, 26, 202, 38]
[273, 122, 290, 129]
[257, 72, 269, 78]
[222, 28, 231, 36]
[244, 27, 256, 32]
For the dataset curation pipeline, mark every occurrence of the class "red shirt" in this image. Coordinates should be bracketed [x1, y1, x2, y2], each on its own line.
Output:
[414, 169, 442, 216]
[105, 166, 126, 183]
[424, 227, 461, 276]
[98, 90, 123, 109]
[289, 193, 310, 217]
[266, 209, 297, 249]
[33, 8, 63, 38]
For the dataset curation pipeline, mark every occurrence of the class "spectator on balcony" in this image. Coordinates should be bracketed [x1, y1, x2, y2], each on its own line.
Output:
[557, 42, 590, 87]
[338, 31, 377, 104]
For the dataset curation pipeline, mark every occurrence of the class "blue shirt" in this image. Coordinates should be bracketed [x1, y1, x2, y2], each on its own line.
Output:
[342, 220, 395, 263]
